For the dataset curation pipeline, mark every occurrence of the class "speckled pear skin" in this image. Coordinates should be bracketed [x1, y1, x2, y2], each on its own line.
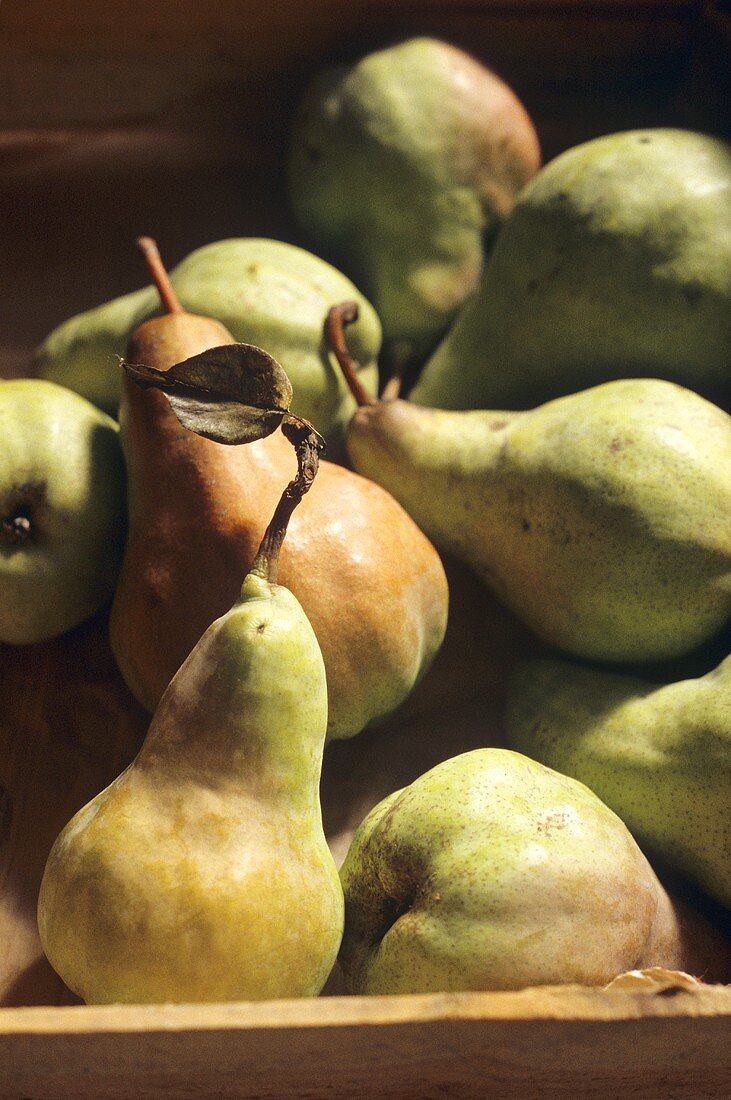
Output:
[339, 749, 728, 994]
[412, 129, 731, 410]
[344, 378, 731, 663]
[34, 238, 380, 441]
[38, 572, 344, 1004]
[0, 379, 126, 644]
[288, 37, 540, 355]
[505, 655, 731, 909]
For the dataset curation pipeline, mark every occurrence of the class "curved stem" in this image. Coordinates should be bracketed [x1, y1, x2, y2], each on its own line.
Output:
[326, 302, 376, 408]
[250, 416, 324, 585]
[136, 236, 184, 315]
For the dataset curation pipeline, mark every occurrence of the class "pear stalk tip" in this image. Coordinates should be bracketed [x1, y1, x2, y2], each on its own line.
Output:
[326, 303, 377, 408]
[136, 236, 184, 316]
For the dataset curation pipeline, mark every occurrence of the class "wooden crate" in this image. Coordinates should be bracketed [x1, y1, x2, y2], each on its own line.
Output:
[1, 2, 729, 1096]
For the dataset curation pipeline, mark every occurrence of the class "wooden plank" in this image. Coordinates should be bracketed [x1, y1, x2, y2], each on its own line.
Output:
[0, 0, 702, 131]
[0, 987, 729, 1099]
[0, 0, 705, 43]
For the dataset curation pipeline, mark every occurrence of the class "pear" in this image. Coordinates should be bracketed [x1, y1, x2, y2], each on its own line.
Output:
[0, 379, 125, 644]
[331, 311, 731, 664]
[110, 242, 447, 740]
[411, 129, 731, 410]
[339, 749, 730, 994]
[288, 37, 540, 358]
[35, 238, 380, 441]
[505, 655, 731, 909]
[37, 413, 344, 1004]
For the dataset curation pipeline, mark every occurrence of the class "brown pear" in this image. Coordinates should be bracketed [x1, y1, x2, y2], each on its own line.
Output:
[109, 240, 448, 739]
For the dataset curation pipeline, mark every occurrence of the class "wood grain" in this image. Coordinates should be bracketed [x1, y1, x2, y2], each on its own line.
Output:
[0, 985, 729, 1099]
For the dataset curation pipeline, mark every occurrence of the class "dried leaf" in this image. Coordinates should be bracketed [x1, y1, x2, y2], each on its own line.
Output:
[604, 968, 704, 992]
[123, 343, 294, 445]
[165, 396, 286, 445]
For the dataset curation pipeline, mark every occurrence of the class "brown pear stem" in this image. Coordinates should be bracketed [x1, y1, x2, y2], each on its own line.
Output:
[136, 236, 184, 315]
[326, 302, 376, 408]
[381, 370, 403, 401]
[250, 416, 323, 585]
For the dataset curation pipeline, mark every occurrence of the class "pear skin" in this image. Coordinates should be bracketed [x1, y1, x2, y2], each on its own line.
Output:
[288, 37, 540, 356]
[39, 573, 342, 1003]
[0, 379, 125, 644]
[35, 239, 380, 441]
[338, 749, 730, 995]
[112, 374, 447, 739]
[110, 242, 446, 741]
[505, 655, 731, 908]
[344, 379, 731, 663]
[412, 129, 731, 410]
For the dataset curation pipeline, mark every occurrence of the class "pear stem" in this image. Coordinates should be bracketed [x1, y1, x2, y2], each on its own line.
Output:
[326, 303, 376, 408]
[250, 416, 323, 585]
[136, 236, 184, 315]
[381, 370, 403, 402]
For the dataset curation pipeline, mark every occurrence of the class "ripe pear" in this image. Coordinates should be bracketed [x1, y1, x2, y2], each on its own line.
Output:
[0, 379, 125, 644]
[411, 129, 731, 410]
[339, 749, 730, 994]
[38, 418, 344, 1004]
[35, 238, 380, 441]
[110, 242, 447, 739]
[339, 360, 731, 663]
[505, 655, 731, 909]
[288, 37, 540, 357]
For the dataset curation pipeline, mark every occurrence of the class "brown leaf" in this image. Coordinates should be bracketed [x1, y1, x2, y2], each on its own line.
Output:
[604, 968, 704, 992]
[123, 343, 294, 445]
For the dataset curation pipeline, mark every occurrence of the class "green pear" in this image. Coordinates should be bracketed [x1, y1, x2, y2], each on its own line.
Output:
[342, 377, 731, 663]
[411, 129, 731, 410]
[35, 238, 380, 440]
[288, 37, 540, 357]
[37, 422, 343, 1003]
[339, 749, 730, 994]
[505, 655, 731, 908]
[0, 379, 125, 644]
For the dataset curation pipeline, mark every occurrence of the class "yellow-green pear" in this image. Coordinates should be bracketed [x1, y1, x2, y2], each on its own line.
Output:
[339, 749, 730, 994]
[0, 379, 125, 644]
[505, 655, 731, 908]
[334, 328, 731, 664]
[288, 37, 540, 357]
[35, 238, 380, 442]
[411, 129, 731, 410]
[37, 407, 343, 1003]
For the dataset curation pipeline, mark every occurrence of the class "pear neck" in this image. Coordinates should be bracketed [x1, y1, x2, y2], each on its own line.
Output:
[391, 403, 522, 476]
[138, 697, 325, 822]
[138, 575, 326, 822]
